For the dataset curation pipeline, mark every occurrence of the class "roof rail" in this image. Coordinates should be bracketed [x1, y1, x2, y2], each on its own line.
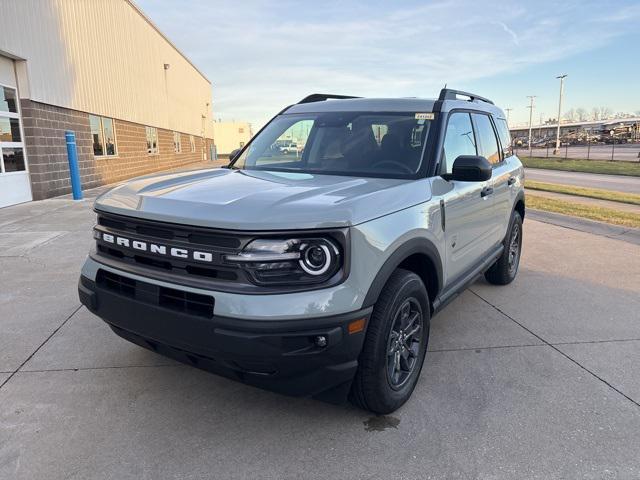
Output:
[297, 93, 361, 104]
[438, 88, 494, 105]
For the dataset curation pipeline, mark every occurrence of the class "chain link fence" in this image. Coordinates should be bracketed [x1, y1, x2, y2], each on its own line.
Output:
[512, 124, 640, 162]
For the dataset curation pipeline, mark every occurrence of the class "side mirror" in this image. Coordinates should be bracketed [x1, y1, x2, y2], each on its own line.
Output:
[445, 155, 492, 182]
[228, 148, 242, 162]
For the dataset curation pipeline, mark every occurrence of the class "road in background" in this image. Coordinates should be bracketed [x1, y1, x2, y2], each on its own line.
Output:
[516, 144, 640, 162]
[525, 168, 640, 193]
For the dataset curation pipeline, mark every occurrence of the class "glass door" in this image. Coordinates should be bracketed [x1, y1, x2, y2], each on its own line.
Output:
[0, 82, 32, 207]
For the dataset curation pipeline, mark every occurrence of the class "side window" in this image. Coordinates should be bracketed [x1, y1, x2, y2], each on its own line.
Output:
[442, 112, 476, 174]
[494, 117, 513, 158]
[472, 113, 501, 164]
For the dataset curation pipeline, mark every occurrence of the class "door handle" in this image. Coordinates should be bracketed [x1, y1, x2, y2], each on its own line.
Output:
[481, 186, 494, 197]
[507, 176, 516, 186]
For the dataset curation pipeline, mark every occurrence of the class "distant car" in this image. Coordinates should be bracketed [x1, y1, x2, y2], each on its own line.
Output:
[275, 141, 299, 154]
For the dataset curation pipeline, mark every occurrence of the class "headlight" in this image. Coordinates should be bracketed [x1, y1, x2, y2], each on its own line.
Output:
[224, 237, 342, 285]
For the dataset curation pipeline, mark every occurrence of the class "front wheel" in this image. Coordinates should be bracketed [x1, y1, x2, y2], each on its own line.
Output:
[350, 269, 430, 414]
[485, 211, 523, 285]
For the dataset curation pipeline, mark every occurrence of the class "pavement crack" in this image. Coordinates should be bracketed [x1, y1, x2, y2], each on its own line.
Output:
[552, 338, 640, 346]
[469, 289, 640, 409]
[0, 304, 83, 391]
[18, 364, 182, 373]
[428, 343, 544, 353]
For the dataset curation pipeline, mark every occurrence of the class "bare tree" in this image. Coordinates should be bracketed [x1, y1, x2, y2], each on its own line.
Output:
[599, 106, 613, 119]
[576, 108, 589, 121]
[591, 107, 600, 120]
[564, 108, 576, 121]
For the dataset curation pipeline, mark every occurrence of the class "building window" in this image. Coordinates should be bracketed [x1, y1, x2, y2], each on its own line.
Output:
[239, 127, 244, 134]
[173, 131, 181, 153]
[0, 117, 21, 142]
[89, 115, 117, 156]
[146, 126, 158, 154]
[2, 147, 25, 172]
[0, 86, 18, 113]
[0, 86, 26, 174]
[190, 135, 196, 152]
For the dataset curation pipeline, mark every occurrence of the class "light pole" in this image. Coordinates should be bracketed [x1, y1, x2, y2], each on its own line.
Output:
[539, 113, 544, 138]
[527, 96, 536, 154]
[504, 108, 513, 126]
[554, 74, 567, 154]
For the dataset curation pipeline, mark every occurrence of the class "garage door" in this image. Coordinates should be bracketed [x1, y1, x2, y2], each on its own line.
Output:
[0, 55, 32, 208]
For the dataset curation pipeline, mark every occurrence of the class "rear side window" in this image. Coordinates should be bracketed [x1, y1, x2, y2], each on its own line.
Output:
[472, 113, 501, 165]
[442, 112, 476, 174]
[494, 117, 513, 158]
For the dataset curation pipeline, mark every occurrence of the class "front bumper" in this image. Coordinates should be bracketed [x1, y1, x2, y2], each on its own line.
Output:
[78, 272, 371, 402]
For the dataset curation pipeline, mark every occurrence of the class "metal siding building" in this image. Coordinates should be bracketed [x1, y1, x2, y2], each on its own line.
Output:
[0, 0, 215, 207]
[212, 121, 254, 155]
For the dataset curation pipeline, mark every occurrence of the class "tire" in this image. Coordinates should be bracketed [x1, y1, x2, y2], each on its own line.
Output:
[485, 211, 523, 285]
[350, 269, 430, 414]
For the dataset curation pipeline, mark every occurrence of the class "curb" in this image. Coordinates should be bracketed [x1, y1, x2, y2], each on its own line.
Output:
[527, 209, 640, 246]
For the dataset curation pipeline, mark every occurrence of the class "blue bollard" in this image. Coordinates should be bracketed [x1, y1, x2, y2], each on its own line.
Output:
[65, 131, 83, 200]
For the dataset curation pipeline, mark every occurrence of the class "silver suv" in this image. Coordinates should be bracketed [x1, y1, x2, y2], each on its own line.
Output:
[79, 89, 525, 413]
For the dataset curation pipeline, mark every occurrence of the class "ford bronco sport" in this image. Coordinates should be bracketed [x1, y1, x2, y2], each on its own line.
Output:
[79, 88, 525, 414]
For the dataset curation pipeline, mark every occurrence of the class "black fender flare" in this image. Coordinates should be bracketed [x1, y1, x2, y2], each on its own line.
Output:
[362, 237, 443, 308]
[513, 189, 525, 219]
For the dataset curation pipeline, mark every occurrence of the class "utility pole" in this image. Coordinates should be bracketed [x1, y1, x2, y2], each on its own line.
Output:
[539, 113, 544, 138]
[554, 74, 567, 154]
[526, 96, 536, 154]
[504, 108, 513, 126]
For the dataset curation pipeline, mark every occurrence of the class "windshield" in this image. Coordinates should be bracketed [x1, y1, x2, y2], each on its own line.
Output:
[231, 112, 432, 178]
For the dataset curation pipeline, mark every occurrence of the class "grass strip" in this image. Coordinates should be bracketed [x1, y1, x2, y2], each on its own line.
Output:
[527, 194, 640, 228]
[521, 157, 640, 177]
[525, 181, 640, 206]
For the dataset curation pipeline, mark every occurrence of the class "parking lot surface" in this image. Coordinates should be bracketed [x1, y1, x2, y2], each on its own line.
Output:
[1, 193, 640, 479]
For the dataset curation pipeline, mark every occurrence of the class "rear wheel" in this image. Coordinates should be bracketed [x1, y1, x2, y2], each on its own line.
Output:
[350, 269, 430, 414]
[485, 211, 523, 285]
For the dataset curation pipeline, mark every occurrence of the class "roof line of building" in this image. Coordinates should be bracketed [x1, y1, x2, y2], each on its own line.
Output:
[510, 117, 640, 131]
[126, 0, 211, 85]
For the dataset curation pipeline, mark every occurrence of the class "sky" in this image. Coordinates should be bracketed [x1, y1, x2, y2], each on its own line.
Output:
[137, 0, 640, 129]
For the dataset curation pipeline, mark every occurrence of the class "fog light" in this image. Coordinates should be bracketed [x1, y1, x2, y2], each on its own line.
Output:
[314, 335, 327, 347]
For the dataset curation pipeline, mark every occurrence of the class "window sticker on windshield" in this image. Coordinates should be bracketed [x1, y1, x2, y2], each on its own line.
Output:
[415, 113, 435, 120]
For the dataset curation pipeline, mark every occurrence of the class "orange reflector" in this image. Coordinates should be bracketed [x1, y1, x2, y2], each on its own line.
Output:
[348, 318, 366, 334]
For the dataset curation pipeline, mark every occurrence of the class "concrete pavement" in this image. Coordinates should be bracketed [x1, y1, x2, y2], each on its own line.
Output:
[525, 168, 640, 194]
[1, 195, 640, 479]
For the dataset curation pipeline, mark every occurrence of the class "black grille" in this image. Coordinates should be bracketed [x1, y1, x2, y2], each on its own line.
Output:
[94, 212, 245, 284]
[96, 269, 214, 318]
[96, 270, 135, 297]
[97, 213, 241, 248]
[159, 287, 214, 318]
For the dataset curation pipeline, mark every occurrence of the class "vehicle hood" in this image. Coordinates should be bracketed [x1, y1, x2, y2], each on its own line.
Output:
[95, 168, 431, 230]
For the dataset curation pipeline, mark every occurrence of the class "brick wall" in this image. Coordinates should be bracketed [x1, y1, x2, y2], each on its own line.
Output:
[21, 99, 216, 200]
[21, 100, 98, 200]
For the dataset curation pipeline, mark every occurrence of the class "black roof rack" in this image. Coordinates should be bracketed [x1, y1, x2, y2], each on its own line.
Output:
[297, 93, 361, 104]
[438, 88, 494, 105]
